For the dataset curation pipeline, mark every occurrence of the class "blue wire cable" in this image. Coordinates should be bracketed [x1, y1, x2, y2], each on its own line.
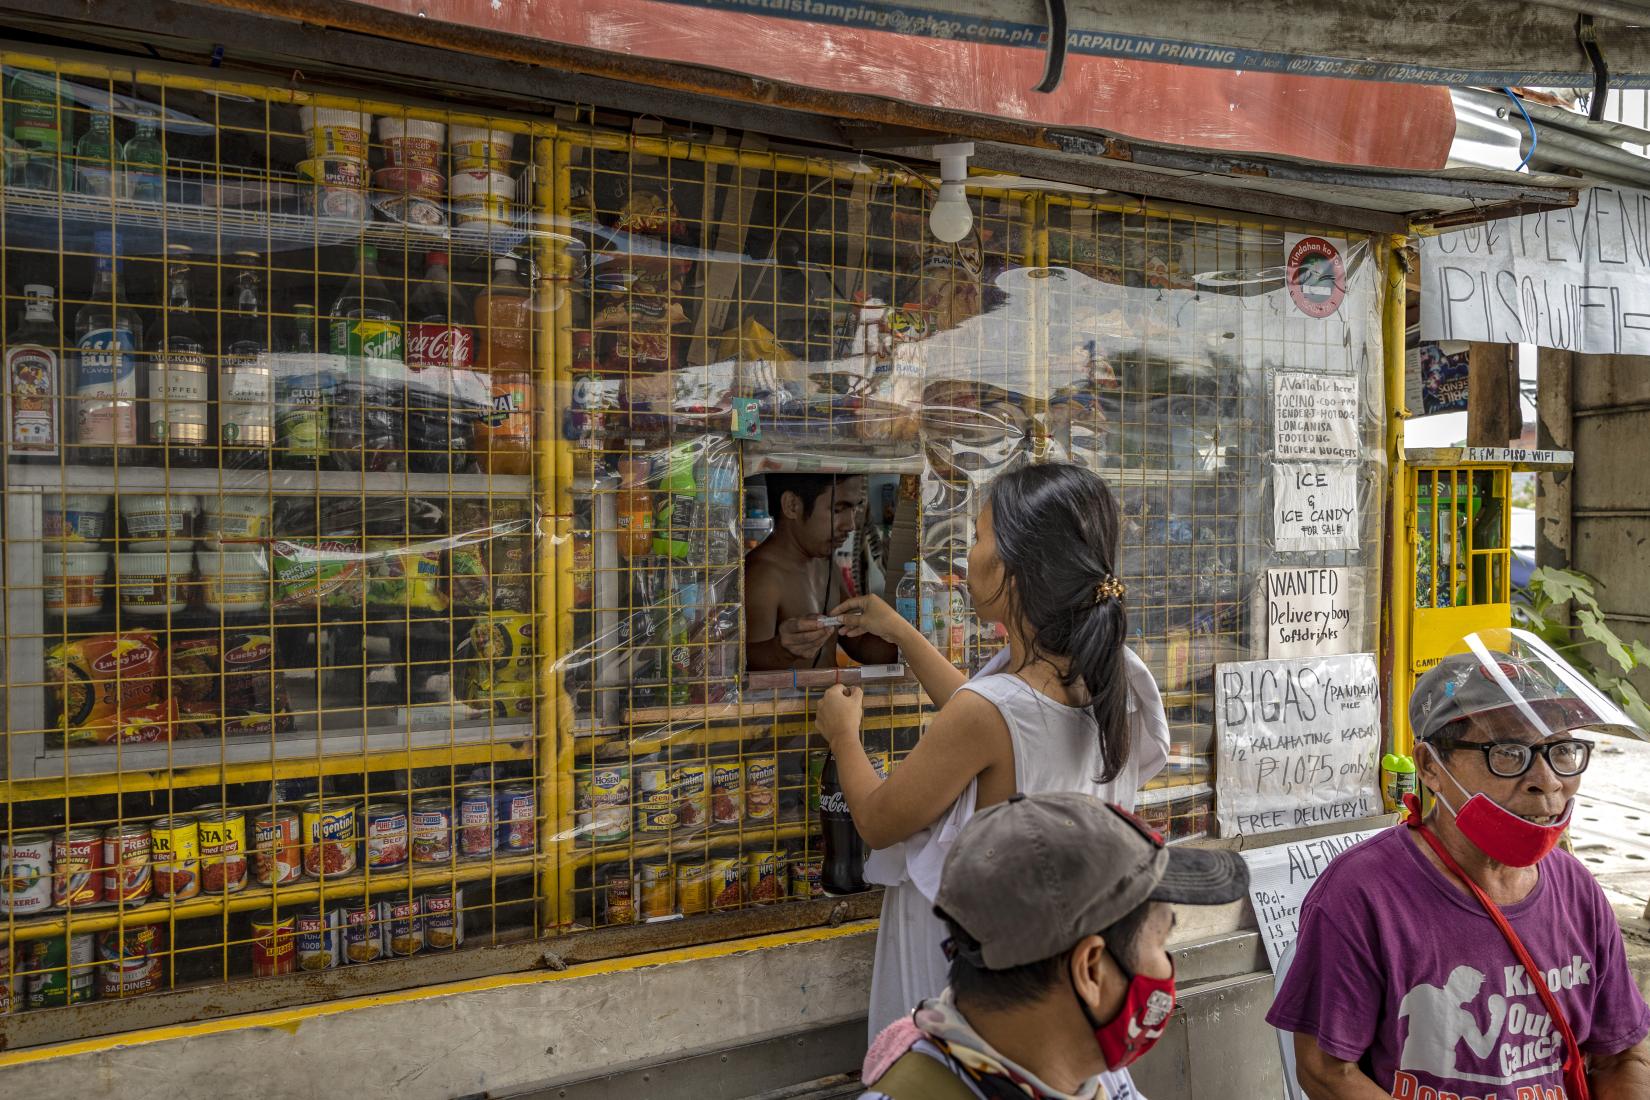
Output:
[1505, 88, 1537, 172]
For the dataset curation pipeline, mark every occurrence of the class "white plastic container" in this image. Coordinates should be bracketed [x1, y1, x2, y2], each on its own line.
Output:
[377, 117, 445, 169]
[202, 496, 271, 549]
[44, 548, 109, 616]
[117, 547, 193, 615]
[450, 169, 514, 227]
[298, 106, 370, 159]
[448, 125, 513, 170]
[198, 548, 268, 613]
[43, 494, 112, 543]
[121, 493, 197, 546]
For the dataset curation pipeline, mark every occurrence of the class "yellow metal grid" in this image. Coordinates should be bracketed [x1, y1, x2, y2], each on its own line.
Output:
[1, 53, 553, 1012]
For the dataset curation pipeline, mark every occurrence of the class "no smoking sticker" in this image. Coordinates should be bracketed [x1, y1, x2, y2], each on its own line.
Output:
[1287, 236, 1346, 318]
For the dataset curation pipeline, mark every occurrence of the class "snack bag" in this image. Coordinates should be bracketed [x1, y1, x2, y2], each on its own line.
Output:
[49, 632, 164, 743]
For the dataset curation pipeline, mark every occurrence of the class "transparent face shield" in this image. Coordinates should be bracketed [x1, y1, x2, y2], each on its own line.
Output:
[1415, 629, 1644, 765]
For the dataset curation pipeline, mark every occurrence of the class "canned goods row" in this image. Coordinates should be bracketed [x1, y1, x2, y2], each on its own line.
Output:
[594, 848, 823, 925]
[575, 757, 777, 845]
[0, 787, 535, 915]
[249, 888, 463, 976]
[8, 926, 170, 1012]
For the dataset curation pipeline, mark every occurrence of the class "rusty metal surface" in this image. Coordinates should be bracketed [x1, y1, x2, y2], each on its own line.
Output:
[0, 894, 884, 1052]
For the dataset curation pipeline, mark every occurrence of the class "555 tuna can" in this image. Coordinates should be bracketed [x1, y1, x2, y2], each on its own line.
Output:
[421, 888, 463, 949]
[344, 901, 390, 964]
[295, 907, 342, 970]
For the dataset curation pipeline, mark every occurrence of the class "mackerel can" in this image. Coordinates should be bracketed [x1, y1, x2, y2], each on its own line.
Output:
[494, 784, 535, 853]
[456, 785, 493, 859]
[252, 808, 303, 886]
[294, 907, 342, 971]
[198, 809, 248, 895]
[23, 934, 96, 1008]
[101, 823, 152, 906]
[150, 816, 200, 900]
[364, 802, 409, 870]
[343, 901, 390, 964]
[302, 799, 357, 877]
[1, 831, 53, 913]
[52, 827, 104, 908]
[410, 798, 453, 864]
[421, 888, 462, 949]
[388, 896, 423, 956]
[251, 915, 296, 976]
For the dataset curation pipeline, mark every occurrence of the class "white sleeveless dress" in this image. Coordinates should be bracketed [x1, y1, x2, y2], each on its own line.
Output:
[863, 647, 1170, 1094]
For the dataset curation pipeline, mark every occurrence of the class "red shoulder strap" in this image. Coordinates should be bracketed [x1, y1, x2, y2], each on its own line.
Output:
[1403, 794, 1590, 1100]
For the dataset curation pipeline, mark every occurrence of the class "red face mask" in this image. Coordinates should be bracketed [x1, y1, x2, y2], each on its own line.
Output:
[1075, 959, 1177, 1069]
[1433, 760, 1573, 868]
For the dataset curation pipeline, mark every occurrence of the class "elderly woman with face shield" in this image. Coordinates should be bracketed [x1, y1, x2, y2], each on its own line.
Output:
[1269, 631, 1650, 1100]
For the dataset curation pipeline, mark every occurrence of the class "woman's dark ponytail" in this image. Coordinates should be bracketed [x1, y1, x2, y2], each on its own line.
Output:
[983, 463, 1130, 782]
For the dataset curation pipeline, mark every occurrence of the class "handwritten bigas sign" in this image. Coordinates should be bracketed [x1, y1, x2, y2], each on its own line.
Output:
[1419, 185, 1650, 354]
[1215, 652, 1382, 838]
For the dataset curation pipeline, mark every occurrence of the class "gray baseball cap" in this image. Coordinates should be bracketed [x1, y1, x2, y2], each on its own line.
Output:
[1409, 631, 1638, 744]
[934, 792, 1249, 971]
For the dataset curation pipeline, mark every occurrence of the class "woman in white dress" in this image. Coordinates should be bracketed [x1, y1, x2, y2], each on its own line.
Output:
[821, 463, 1169, 1097]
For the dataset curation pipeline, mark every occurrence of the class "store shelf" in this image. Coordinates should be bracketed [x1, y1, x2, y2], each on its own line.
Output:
[0, 185, 537, 259]
[14, 715, 534, 788]
[7, 463, 532, 498]
[1136, 780, 1213, 808]
[572, 822, 814, 868]
[0, 853, 539, 941]
[577, 702, 928, 759]
[742, 443, 924, 476]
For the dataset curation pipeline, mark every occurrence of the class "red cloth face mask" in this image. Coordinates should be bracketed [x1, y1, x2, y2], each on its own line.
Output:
[1432, 759, 1573, 868]
[1075, 960, 1177, 1070]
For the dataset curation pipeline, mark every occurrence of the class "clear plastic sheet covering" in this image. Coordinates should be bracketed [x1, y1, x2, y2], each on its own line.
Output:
[547, 135, 1387, 928]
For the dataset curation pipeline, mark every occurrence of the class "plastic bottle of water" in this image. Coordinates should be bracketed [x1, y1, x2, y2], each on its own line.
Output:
[895, 562, 920, 628]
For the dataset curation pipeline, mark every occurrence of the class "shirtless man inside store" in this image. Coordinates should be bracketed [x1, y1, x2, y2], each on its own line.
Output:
[745, 473, 899, 672]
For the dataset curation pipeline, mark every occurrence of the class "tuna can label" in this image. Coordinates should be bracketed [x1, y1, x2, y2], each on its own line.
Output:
[421, 889, 462, 949]
[295, 909, 341, 971]
[2, 834, 54, 913]
[344, 902, 389, 964]
[389, 897, 424, 956]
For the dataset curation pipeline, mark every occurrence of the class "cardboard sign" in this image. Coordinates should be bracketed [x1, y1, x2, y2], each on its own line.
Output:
[1273, 463, 1358, 552]
[1267, 566, 1357, 658]
[1420, 186, 1650, 354]
[1216, 652, 1383, 838]
[1241, 828, 1384, 969]
[1275, 372, 1360, 461]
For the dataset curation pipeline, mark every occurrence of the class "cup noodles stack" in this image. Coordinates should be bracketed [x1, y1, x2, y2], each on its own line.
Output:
[297, 107, 370, 222]
[374, 118, 446, 228]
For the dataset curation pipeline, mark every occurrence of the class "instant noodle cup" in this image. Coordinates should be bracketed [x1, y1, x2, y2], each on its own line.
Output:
[295, 155, 367, 188]
[199, 548, 268, 614]
[376, 117, 445, 169]
[201, 495, 270, 548]
[374, 165, 444, 197]
[117, 546, 193, 615]
[373, 192, 445, 228]
[298, 106, 370, 158]
[49, 632, 164, 743]
[448, 124, 513, 170]
[43, 494, 111, 543]
[449, 169, 514, 227]
[43, 547, 108, 617]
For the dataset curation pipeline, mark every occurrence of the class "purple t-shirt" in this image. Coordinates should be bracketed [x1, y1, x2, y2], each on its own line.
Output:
[1267, 827, 1649, 1100]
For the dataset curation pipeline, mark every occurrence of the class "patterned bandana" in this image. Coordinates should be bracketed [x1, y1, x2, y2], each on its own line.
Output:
[913, 991, 1107, 1100]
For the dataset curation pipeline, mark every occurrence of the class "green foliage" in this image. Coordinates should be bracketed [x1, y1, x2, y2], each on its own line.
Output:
[1513, 566, 1650, 731]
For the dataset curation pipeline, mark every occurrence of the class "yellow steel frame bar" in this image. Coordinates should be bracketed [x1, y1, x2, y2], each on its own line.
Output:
[1385, 237, 1415, 758]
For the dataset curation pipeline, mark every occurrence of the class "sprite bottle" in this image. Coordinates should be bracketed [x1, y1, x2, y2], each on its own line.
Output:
[328, 244, 403, 470]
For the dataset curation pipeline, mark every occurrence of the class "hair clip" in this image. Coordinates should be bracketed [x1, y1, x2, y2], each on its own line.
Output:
[1094, 575, 1127, 604]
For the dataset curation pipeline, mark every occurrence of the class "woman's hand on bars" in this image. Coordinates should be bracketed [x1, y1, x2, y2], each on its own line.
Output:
[817, 685, 865, 749]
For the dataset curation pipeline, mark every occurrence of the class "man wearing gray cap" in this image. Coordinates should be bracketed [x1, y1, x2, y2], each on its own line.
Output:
[1269, 631, 1650, 1100]
[857, 791, 1249, 1100]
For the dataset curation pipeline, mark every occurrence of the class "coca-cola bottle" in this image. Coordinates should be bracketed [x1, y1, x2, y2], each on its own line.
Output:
[406, 251, 475, 474]
[819, 753, 867, 894]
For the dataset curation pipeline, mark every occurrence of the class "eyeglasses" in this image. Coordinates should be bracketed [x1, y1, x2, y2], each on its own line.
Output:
[1428, 736, 1595, 778]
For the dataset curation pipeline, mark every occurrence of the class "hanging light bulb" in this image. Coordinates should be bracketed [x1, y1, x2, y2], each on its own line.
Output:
[929, 143, 974, 244]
